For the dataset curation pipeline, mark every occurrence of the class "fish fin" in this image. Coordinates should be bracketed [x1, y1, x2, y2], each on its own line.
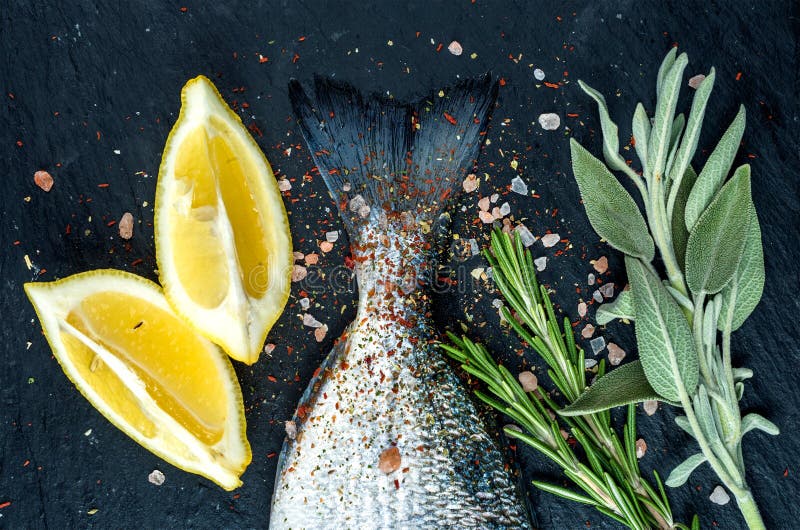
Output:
[289, 75, 498, 236]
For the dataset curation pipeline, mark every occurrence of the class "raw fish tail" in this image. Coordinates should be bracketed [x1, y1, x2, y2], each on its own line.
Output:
[288, 75, 498, 236]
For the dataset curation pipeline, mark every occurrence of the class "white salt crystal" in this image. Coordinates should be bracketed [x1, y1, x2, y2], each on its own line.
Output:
[578, 301, 588, 317]
[447, 40, 463, 56]
[541, 233, 560, 248]
[285, 420, 298, 440]
[499, 202, 511, 216]
[491, 298, 504, 309]
[515, 224, 536, 247]
[349, 194, 367, 212]
[299, 297, 311, 310]
[590, 336, 606, 355]
[533, 68, 545, 81]
[302, 313, 323, 328]
[538, 113, 561, 131]
[709, 486, 731, 505]
[534, 256, 547, 272]
[593, 290, 604, 303]
[278, 178, 292, 191]
[643, 400, 658, 416]
[599, 282, 615, 299]
[468, 238, 480, 256]
[490, 193, 500, 203]
[148, 469, 165, 486]
[470, 267, 485, 280]
[510, 176, 528, 195]
[584, 358, 598, 369]
[325, 231, 339, 243]
[588, 273, 596, 286]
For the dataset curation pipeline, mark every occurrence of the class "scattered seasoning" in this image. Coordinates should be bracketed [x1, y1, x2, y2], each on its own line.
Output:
[607, 342, 626, 365]
[518, 371, 538, 392]
[592, 256, 609, 274]
[148, 469, 166, 486]
[87, 508, 99, 515]
[538, 113, 561, 130]
[443, 112, 457, 125]
[643, 400, 658, 416]
[0, 501, 11, 509]
[34, 170, 54, 192]
[635, 438, 647, 459]
[462, 173, 479, 193]
[378, 446, 401, 474]
[118, 212, 134, 240]
[447, 41, 463, 56]
[709, 485, 731, 505]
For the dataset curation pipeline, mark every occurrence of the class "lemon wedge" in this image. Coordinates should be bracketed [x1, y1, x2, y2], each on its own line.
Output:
[155, 75, 292, 364]
[24, 270, 251, 490]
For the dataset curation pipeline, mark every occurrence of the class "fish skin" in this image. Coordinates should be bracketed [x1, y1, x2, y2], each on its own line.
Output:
[269, 218, 531, 529]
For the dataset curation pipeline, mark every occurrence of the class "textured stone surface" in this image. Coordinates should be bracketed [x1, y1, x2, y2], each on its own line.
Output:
[2, 1, 798, 529]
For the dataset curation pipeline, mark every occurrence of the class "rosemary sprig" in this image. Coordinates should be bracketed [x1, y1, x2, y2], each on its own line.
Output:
[442, 229, 697, 530]
[566, 48, 777, 529]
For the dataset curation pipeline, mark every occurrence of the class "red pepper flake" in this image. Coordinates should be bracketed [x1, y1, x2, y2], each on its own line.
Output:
[544, 81, 560, 89]
[267, 375, 277, 382]
[179, 6, 188, 12]
[566, 113, 579, 118]
[0, 502, 10, 509]
[394, 479, 400, 489]
[259, 55, 268, 63]
[298, 36, 307, 42]
[784, 468, 789, 477]
[23, 460, 29, 467]
[292, 53, 300, 64]
[97, 183, 110, 188]
[435, 43, 443, 52]
[16, 140, 23, 147]
[267, 452, 277, 458]
[131, 258, 143, 266]
[735, 72, 742, 81]
[498, 78, 506, 86]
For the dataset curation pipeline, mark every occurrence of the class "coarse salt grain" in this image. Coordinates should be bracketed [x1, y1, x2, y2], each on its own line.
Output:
[534, 256, 547, 271]
[314, 324, 328, 342]
[304, 253, 319, 265]
[581, 324, 595, 339]
[709, 486, 731, 505]
[468, 238, 480, 256]
[688, 74, 706, 89]
[299, 297, 310, 310]
[607, 342, 626, 365]
[278, 178, 292, 191]
[592, 290, 604, 303]
[538, 113, 561, 130]
[490, 193, 499, 203]
[541, 233, 560, 248]
[499, 202, 511, 217]
[291, 264, 307, 282]
[635, 438, 647, 459]
[643, 400, 658, 416]
[590, 336, 606, 355]
[578, 301, 588, 317]
[533, 68, 545, 81]
[584, 358, 598, 369]
[302, 313, 323, 328]
[34, 170, 54, 192]
[148, 469, 165, 486]
[379, 446, 401, 473]
[462, 173, 479, 192]
[515, 224, 536, 247]
[319, 241, 334, 253]
[510, 176, 528, 195]
[293, 251, 305, 261]
[588, 273, 596, 285]
[478, 196, 490, 211]
[518, 371, 538, 392]
[593, 256, 609, 273]
[285, 420, 298, 440]
[479, 210, 495, 224]
[325, 231, 339, 243]
[447, 41, 463, 56]
[599, 282, 615, 299]
[118, 212, 134, 240]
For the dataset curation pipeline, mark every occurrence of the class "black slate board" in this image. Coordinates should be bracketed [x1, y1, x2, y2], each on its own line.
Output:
[2, 1, 799, 528]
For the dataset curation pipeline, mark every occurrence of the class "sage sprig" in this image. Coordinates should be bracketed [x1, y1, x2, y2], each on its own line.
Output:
[443, 230, 698, 530]
[565, 48, 777, 530]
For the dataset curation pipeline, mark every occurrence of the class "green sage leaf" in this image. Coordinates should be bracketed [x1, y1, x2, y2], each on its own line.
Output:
[559, 361, 672, 416]
[626, 256, 699, 402]
[718, 207, 765, 331]
[732, 367, 753, 382]
[570, 139, 655, 260]
[670, 165, 698, 270]
[667, 69, 715, 183]
[596, 289, 635, 325]
[648, 52, 688, 181]
[665, 113, 685, 180]
[741, 413, 780, 436]
[674, 415, 693, 436]
[685, 105, 746, 230]
[656, 47, 678, 101]
[692, 384, 721, 445]
[578, 80, 629, 173]
[685, 164, 753, 295]
[665, 453, 707, 488]
[632, 103, 651, 174]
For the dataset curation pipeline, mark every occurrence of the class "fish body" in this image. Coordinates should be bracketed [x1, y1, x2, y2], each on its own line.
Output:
[269, 77, 530, 529]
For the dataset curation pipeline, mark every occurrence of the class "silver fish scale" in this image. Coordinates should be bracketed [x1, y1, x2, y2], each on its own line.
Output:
[270, 223, 530, 529]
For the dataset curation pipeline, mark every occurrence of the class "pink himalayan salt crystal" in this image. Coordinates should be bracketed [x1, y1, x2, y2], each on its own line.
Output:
[463, 173, 478, 192]
[607, 342, 626, 365]
[643, 400, 658, 416]
[291, 264, 307, 282]
[447, 40, 463, 56]
[578, 301, 588, 317]
[302, 313, 323, 328]
[379, 447, 401, 473]
[118, 212, 134, 240]
[304, 253, 319, 265]
[541, 233, 560, 248]
[635, 438, 647, 459]
[34, 170, 54, 192]
[518, 371, 538, 392]
[278, 178, 292, 191]
[319, 241, 334, 253]
[478, 196, 490, 211]
[314, 324, 328, 342]
[581, 324, 595, 339]
[593, 256, 609, 274]
[479, 210, 495, 224]
[293, 251, 305, 261]
[688, 74, 706, 89]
